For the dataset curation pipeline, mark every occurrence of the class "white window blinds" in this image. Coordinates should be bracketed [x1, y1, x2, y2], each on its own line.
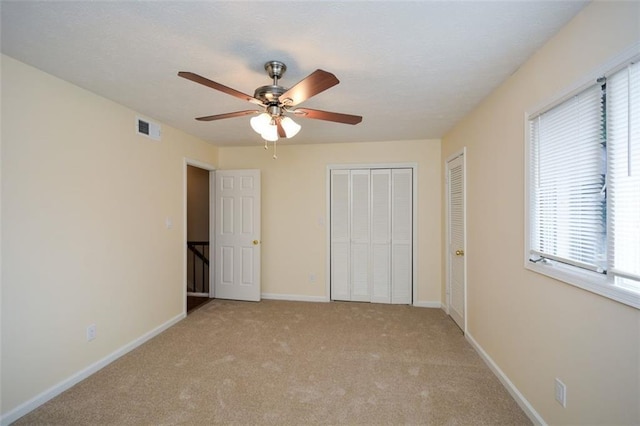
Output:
[607, 62, 640, 289]
[529, 83, 607, 272]
[527, 55, 640, 308]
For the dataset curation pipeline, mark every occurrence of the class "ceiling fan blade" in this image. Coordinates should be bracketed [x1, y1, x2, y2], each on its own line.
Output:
[195, 110, 259, 121]
[293, 108, 363, 125]
[279, 70, 339, 106]
[275, 117, 286, 138]
[178, 71, 263, 105]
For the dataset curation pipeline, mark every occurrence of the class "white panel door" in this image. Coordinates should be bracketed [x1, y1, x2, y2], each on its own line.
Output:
[391, 169, 412, 304]
[447, 155, 465, 330]
[371, 169, 391, 303]
[330, 170, 350, 301]
[214, 170, 261, 302]
[350, 170, 371, 302]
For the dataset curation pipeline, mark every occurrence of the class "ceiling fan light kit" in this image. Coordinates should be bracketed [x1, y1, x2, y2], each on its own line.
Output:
[178, 60, 362, 157]
[249, 112, 271, 134]
[261, 120, 279, 142]
[280, 116, 301, 138]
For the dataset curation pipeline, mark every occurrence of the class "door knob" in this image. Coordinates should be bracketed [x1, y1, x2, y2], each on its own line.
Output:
[253, 240, 260, 245]
[455, 250, 464, 256]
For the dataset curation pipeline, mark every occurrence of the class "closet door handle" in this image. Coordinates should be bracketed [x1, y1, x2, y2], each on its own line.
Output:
[455, 250, 464, 256]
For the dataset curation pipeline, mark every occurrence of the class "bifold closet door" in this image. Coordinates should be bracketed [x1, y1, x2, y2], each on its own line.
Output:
[330, 168, 412, 304]
[330, 170, 350, 301]
[391, 169, 412, 304]
[350, 170, 371, 302]
[370, 170, 391, 303]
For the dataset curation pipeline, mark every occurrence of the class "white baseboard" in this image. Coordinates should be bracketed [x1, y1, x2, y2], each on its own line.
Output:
[0, 312, 185, 426]
[260, 295, 442, 307]
[261, 293, 329, 303]
[413, 300, 442, 308]
[465, 332, 546, 426]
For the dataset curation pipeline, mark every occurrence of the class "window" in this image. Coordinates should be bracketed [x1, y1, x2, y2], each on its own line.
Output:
[527, 58, 640, 309]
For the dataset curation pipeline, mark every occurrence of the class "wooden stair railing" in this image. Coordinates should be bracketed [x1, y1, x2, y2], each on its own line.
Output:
[187, 241, 209, 293]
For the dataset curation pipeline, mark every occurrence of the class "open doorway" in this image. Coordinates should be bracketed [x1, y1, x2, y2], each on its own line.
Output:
[186, 163, 212, 313]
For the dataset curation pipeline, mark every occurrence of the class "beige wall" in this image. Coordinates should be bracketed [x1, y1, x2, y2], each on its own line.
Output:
[218, 139, 442, 303]
[441, 2, 640, 424]
[1, 55, 218, 415]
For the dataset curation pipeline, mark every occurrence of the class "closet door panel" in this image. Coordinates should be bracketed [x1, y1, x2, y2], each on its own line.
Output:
[391, 169, 412, 304]
[371, 169, 391, 303]
[350, 170, 370, 301]
[372, 245, 391, 302]
[392, 244, 412, 304]
[351, 244, 370, 301]
[330, 170, 350, 301]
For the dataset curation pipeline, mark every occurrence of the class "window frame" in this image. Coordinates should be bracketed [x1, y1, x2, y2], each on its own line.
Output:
[524, 44, 640, 310]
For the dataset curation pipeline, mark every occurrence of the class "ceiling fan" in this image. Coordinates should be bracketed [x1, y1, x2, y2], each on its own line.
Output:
[178, 61, 362, 142]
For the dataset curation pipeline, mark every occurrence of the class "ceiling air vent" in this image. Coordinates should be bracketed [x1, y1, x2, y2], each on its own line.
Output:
[136, 116, 161, 141]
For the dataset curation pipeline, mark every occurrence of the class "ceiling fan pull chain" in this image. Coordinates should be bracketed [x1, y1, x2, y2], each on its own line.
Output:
[264, 139, 268, 150]
[273, 139, 278, 160]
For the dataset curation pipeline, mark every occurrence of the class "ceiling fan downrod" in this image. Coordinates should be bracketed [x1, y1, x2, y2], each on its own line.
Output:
[264, 60, 286, 86]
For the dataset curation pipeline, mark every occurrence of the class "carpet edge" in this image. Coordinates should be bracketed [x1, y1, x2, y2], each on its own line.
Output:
[465, 331, 547, 426]
[0, 312, 186, 426]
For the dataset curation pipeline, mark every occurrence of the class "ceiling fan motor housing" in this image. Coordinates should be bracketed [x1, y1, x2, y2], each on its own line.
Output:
[253, 85, 287, 105]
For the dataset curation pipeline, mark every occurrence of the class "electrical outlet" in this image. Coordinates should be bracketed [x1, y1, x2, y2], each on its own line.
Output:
[555, 378, 567, 407]
[86, 324, 97, 342]
[309, 273, 316, 284]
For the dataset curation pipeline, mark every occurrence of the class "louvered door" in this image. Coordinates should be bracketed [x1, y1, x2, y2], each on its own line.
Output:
[447, 155, 465, 330]
[330, 168, 412, 304]
[350, 170, 371, 301]
[330, 170, 350, 301]
[391, 169, 412, 304]
[371, 170, 391, 303]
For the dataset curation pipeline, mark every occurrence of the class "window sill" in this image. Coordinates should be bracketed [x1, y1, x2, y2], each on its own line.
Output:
[525, 260, 640, 310]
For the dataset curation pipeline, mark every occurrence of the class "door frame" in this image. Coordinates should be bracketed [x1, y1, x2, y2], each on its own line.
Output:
[445, 148, 467, 332]
[183, 158, 216, 312]
[325, 162, 419, 304]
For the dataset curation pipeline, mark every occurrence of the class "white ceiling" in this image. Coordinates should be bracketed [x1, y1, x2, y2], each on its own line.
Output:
[1, 1, 587, 147]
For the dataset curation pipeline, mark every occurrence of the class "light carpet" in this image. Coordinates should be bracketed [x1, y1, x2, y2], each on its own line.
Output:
[15, 300, 531, 425]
